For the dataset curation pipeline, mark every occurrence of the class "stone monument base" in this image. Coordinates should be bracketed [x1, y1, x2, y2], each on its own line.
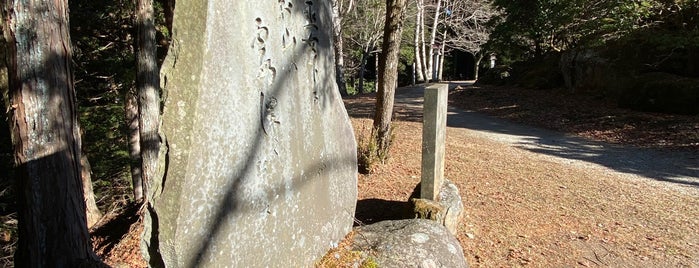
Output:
[410, 179, 464, 236]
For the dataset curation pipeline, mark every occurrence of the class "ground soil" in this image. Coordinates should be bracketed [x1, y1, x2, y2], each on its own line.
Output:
[326, 83, 698, 267]
[5, 83, 696, 267]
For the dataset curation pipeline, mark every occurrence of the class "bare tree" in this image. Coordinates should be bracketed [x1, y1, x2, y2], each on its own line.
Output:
[413, 0, 426, 82]
[438, 29, 447, 80]
[444, 0, 497, 80]
[344, 0, 386, 94]
[3, 0, 100, 265]
[426, 0, 443, 81]
[413, 0, 446, 82]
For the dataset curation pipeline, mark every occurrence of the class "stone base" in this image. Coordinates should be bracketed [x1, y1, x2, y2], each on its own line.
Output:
[410, 179, 464, 236]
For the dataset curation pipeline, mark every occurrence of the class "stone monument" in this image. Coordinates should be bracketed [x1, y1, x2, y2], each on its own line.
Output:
[142, 1, 358, 267]
[420, 84, 448, 201]
[413, 83, 463, 236]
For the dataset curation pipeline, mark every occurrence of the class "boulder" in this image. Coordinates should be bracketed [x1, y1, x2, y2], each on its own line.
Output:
[559, 44, 699, 115]
[143, 1, 358, 267]
[352, 219, 468, 268]
[620, 72, 699, 115]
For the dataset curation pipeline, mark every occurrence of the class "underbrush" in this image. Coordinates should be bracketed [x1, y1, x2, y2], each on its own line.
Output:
[356, 124, 395, 174]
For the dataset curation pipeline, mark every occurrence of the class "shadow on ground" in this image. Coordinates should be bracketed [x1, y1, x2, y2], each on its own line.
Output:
[342, 86, 426, 123]
[445, 103, 699, 188]
[354, 198, 413, 226]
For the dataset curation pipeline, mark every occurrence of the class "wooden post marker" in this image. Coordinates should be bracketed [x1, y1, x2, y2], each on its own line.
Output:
[421, 84, 448, 201]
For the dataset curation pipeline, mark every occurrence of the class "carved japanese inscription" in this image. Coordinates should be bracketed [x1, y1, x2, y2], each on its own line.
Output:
[147, 1, 358, 267]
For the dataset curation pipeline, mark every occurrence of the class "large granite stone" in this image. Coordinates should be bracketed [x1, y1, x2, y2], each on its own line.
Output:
[142, 1, 358, 267]
[352, 219, 468, 268]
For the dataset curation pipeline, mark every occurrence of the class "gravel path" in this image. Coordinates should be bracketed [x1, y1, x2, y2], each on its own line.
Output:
[393, 83, 699, 197]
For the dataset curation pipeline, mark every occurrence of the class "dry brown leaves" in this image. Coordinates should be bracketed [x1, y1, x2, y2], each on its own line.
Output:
[91, 203, 147, 267]
[94, 84, 699, 267]
[336, 86, 699, 267]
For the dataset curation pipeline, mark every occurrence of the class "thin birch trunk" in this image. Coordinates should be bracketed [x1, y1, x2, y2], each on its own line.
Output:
[426, 0, 442, 81]
[413, 0, 425, 83]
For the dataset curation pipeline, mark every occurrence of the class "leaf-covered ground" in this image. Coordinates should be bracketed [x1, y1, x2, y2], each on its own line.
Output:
[326, 83, 698, 267]
[7, 83, 696, 267]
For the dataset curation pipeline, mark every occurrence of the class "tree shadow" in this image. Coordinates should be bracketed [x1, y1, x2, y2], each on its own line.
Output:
[343, 85, 426, 123]
[354, 198, 413, 226]
[518, 136, 699, 187]
[343, 94, 377, 119]
[442, 87, 699, 189]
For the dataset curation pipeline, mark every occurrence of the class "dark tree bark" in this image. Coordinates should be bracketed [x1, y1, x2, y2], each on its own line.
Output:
[136, 0, 161, 203]
[125, 88, 144, 201]
[3, 0, 99, 266]
[373, 0, 408, 155]
[157, 0, 175, 35]
[358, 48, 369, 94]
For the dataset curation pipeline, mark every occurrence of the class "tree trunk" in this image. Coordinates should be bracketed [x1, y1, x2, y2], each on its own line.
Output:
[155, 0, 175, 66]
[418, 0, 429, 82]
[411, 62, 416, 86]
[426, 0, 442, 81]
[136, 0, 161, 203]
[157, 0, 175, 35]
[474, 53, 483, 80]
[332, 0, 349, 96]
[438, 30, 446, 80]
[413, 0, 425, 83]
[81, 153, 102, 228]
[373, 0, 408, 155]
[375, 53, 379, 93]
[358, 48, 369, 94]
[125, 88, 143, 201]
[3, 0, 99, 266]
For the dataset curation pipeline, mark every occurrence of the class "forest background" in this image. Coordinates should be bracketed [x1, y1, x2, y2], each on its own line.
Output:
[0, 0, 697, 265]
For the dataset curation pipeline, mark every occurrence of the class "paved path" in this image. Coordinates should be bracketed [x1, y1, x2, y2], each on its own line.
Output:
[391, 83, 699, 196]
